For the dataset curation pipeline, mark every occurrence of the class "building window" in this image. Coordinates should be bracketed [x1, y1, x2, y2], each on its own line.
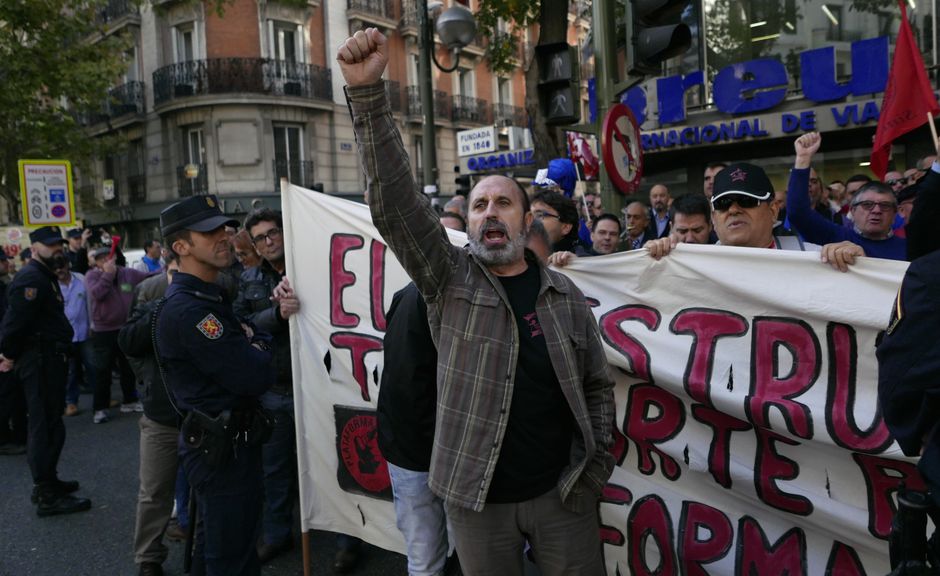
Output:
[267, 20, 304, 63]
[274, 124, 307, 186]
[179, 126, 207, 196]
[128, 139, 146, 203]
[457, 68, 475, 97]
[174, 24, 196, 63]
[498, 77, 512, 106]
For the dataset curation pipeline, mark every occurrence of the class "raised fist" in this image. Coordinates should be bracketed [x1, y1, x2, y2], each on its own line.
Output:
[336, 28, 389, 88]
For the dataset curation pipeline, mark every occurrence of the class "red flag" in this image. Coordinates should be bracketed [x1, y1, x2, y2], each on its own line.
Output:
[871, 0, 940, 180]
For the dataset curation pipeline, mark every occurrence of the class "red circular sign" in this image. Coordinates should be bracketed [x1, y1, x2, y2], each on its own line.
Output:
[601, 104, 644, 194]
[339, 414, 390, 493]
[51, 205, 66, 218]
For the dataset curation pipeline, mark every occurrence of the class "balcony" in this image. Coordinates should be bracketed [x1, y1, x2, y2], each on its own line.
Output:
[384, 80, 402, 113]
[153, 59, 333, 107]
[76, 81, 145, 127]
[494, 103, 527, 127]
[400, 0, 419, 35]
[128, 174, 146, 203]
[452, 95, 491, 124]
[95, 0, 139, 27]
[274, 160, 316, 190]
[406, 86, 451, 120]
[177, 164, 208, 197]
[347, 0, 397, 29]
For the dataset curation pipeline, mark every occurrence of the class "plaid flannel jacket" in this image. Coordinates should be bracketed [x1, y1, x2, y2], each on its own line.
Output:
[348, 81, 615, 512]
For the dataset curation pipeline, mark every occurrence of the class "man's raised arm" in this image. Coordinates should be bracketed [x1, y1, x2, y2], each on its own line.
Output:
[338, 28, 455, 302]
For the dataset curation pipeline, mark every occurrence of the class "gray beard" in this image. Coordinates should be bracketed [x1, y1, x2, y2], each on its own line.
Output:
[467, 228, 527, 267]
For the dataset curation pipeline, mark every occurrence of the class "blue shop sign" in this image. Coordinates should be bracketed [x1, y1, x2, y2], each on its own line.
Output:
[466, 149, 535, 173]
[618, 36, 896, 152]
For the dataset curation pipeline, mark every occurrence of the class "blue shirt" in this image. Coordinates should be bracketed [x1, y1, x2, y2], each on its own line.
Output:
[786, 168, 907, 261]
[59, 272, 90, 342]
[141, 255, 162, 273]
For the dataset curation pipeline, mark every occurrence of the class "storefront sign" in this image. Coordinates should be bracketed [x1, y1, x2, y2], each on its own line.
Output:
[641, 99, 882, 152]
[457, 126, 497, 157]
[624, 36, 889, 135]
[462, 149, 535, 173]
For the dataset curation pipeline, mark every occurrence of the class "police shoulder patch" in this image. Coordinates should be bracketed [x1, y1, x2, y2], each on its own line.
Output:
[24, 287, 37, 301]
[196, 313, 224, 339]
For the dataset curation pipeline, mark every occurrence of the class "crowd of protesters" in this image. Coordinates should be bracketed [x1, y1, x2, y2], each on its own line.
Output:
[2, 29, 940, 576]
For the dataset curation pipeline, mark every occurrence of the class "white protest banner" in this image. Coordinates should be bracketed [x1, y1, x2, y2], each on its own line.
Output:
[282, 182, 919, 575]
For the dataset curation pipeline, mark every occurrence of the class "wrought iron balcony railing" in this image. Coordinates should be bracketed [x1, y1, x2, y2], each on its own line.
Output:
[494, 103, 527, 127]
[406, 86, 451, 119]
[96, 0, 138, 25]
[348, 0, 395, 20]
[76, 81, 144, 126]
[274, 160, 316, 190]
[153, 59, 333, 106]
[452, 95, 491, 124]
[177, 164, 208, 197]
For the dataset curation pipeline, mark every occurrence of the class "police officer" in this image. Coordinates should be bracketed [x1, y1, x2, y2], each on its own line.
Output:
[878, 246, 940, 571]
[156, 195, 274, 576]
[0, 226, 91, 516]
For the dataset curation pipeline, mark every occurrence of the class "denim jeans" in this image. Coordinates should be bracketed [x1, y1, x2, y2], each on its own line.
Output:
[388, 462, 451, 576]
[65, 340, 96, 406]
[260, 390, 296, 546]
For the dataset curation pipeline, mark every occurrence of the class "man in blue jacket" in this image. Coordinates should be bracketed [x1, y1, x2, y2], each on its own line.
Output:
[787, 132, 906, 261]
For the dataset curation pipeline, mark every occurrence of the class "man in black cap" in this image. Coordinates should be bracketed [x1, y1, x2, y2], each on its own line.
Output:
[0, 226, 91, 516]
[65, 228, 90, 274]
[155, 195, 275, 576]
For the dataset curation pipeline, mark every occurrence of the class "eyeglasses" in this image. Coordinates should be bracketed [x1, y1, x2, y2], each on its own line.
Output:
[251, 227, 283, 245]
[532, 210, 560, 220]
[885, 178, 907, 187]
[852, 200, 897, 212]
[711, 196, 763, 212]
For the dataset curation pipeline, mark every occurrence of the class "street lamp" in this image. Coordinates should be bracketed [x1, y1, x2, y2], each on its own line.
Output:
[418, 0, 476, 196]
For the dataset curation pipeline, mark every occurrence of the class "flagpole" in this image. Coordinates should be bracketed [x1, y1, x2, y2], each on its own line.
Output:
[929, 112, 940, 155]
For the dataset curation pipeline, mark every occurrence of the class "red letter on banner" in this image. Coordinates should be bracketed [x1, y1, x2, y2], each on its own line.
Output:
[670, 308, 748, 406]
[625, 383, 685, 480]
[600, 305, 661, 381]
[330, 234, 364, 328]
[826, 322, 892, 453]
[370, 240, 387, 332]
[747, 317, 820, 440]
[330, 332, 383, 402]
[678, 501, 734, 574]
[735, 517, 806, 576]
[628, 495, 677, 576]
[753, 426, 813, 515]
[824, 541, 866, 575]
[853, 453, 928, 538]
[692, 405, 752, 489]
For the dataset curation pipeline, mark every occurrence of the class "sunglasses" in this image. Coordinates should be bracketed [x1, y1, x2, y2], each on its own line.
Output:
[712, 195, 763, 212]
[852, 200, 897, 211]
[885, 178, 908, 187]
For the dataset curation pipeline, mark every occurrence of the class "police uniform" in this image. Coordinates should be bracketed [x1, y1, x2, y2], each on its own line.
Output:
[877, 248, 940, 502]
[156, 195, 274, 576]
[0, 227, 91, 516]
[233, 256, 296, 559]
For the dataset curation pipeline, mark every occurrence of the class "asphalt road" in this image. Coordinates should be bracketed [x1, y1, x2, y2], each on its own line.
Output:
[0, 389, 408, 576]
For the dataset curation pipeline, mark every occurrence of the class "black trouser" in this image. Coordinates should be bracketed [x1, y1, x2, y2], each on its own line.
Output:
[91, 330, 136, 411]
[17, 347, 67, 485]
[0, 371, 27, 445]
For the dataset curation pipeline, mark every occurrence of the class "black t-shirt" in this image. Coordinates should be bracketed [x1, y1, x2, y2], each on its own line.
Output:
[487, 263, 575, 503]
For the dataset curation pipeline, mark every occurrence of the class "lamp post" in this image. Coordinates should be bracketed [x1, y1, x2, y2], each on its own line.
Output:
[418, 0, 476, 196]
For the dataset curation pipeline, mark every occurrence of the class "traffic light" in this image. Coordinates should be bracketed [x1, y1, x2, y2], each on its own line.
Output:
[627, 0, 692, 76]
[536, 43, 580, 126]
[455, 171, 471, 197]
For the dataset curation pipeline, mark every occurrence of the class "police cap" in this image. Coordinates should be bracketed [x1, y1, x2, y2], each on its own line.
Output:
[160, 195, 239, 238]
[29, 226, 68, 246]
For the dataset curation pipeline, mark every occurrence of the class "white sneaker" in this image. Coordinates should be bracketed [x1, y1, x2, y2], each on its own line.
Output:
[120, 401, 143, 413]
[93, 410, 109, 424]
